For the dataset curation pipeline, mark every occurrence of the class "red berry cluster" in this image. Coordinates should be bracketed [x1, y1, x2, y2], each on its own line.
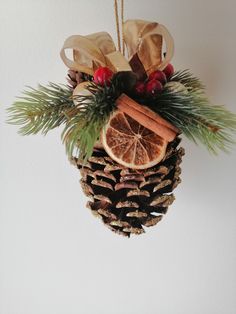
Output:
[134, 63, 174, 97]
[92, 64, 175, 98]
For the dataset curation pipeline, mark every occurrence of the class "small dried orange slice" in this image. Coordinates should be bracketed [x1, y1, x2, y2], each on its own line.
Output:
[101, 110, 168, 169]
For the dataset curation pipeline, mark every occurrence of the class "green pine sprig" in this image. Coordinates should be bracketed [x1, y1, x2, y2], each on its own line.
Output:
[149, 83, 236, 154]
[62, 82, 119, 161]
[7, 83, 75, 135]
[7, 70, 236, 161]
[170, 69, 205, 90]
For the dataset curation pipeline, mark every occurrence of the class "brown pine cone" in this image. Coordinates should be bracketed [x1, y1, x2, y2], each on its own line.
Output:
[71, 137, 184, 237]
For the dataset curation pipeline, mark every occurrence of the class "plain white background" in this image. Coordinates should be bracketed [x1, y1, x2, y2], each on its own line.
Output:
[0, 0, 236, 313]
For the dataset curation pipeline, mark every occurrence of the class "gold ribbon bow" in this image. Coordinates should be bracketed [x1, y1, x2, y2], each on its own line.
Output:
[60, 19, 174, 77]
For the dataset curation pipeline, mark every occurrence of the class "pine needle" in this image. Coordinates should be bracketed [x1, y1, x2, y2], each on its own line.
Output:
[62, 82, 118, 161]
[7, 83, 75, 135]
[170, 69, 205, 90]
[150, 86, 236, 154]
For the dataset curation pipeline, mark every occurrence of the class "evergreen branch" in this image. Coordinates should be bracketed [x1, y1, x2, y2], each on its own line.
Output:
[150, 87, 236, 154]
[7, 83, 75, 135]
[170, 69, 205, 90]
[62, 82, 118, 160]
[7, 70, 236, 160]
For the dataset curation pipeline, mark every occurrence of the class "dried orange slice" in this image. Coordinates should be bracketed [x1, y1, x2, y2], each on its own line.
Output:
[101, 110, 168, 169]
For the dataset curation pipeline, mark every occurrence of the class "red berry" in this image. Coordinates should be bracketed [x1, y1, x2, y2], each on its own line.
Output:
[163, 63, 174, 78]
[148, 70, 167, 84]
[145, 79, 163, 96]
[93, 67, 113, 86]
[134, 81, 145, 96]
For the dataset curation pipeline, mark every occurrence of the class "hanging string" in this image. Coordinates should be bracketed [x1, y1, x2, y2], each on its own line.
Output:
[121, 0, 125, 55]
[114, 0, 121, 52]
[114, 0, 125, 54]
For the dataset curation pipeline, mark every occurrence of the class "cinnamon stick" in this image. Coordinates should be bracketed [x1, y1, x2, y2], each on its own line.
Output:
[117, 93, 179, 133]
[116, 94, 179, 142]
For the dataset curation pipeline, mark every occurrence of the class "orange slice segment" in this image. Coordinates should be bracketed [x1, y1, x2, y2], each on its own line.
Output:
[101, 110, 168, 169]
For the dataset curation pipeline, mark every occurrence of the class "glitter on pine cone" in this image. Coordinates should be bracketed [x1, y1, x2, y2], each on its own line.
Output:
[71, 137, 184, 237]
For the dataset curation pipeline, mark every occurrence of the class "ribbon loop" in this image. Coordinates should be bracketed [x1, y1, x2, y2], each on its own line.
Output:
[60, 20, 174, 77]
[123, 19, 174, 75]
[60, 32, 116, 75]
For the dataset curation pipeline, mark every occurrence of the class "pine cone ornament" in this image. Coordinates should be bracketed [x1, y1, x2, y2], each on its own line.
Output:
[71, 138, 184, 237]
[8, 19, 236, 239]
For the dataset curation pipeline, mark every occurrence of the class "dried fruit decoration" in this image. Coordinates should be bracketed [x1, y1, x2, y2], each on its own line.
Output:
[7, 2, 236, 237]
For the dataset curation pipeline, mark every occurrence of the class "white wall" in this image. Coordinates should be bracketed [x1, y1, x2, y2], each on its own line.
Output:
[0, 1, 236, 313]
